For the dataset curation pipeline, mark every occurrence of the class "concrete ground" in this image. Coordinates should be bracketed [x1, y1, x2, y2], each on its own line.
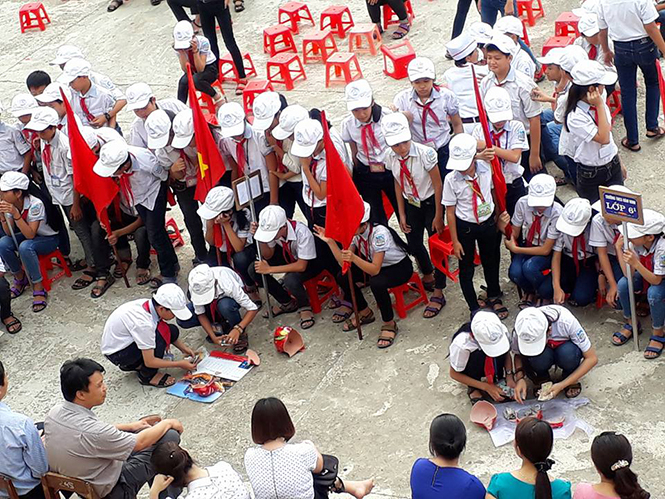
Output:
[1, 0, 665, 496]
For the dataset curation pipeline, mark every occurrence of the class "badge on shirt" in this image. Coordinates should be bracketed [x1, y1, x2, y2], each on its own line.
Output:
[517, 129, 526, 142]
[369, 163, 386, 173]
[50, 177, 61, 187]
[425, 147, 437, 164]
[477, 202, 492, 219]
[576, 329, 587, 343]
[29, 205, 40, 217]
[407, 195, 421, 208]
[375, 234, 386, 247]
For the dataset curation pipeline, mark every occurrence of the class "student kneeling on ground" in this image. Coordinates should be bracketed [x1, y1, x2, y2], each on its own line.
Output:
[100, 284, 198, 388]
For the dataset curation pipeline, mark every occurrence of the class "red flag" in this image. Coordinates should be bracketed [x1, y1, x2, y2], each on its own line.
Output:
[471, 65, 511, 237]
[61, 89, 118, 233]
[322, 111, 365, 273]
[656, 60, 665, 120]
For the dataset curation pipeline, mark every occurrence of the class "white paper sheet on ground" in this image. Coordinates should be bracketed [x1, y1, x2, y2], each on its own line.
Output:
[487, 398, 593, 447]
[194, 355, 252, 381]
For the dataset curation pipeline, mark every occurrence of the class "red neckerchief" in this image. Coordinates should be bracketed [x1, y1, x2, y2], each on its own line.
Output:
[355, 225, 374, 261]
[484, 356, 496, 384]
[588, 45, 597, 60]
[22, 129, 39, 156]
[398, 157, 419, 200]
[21, 206, 29, 221]
[308, 158, 319, 221]
[588, 106, 599, 124]
[526, 213, 543, 247]
[142, 300, 171, 349]
[42, 143, 52, 175]
[547, 338, 567, 349]
[235, 138, 246, 177]
[222, 223, 234, 265]
[360, 122, 380, 162]
[550, 90, 558, 111]
[571, 234, 588, 275]
[187, 50, 198, 74]
[465, 176, 485, 223]
[640, 247, 655, 292]
[415, 99, 440, 142]
[280, 220, 298, 263]
[118, 172, 135, 207]
[79, 96, 96, 123]
[57, 124, 63, 131]
[490, 127, 506, 169]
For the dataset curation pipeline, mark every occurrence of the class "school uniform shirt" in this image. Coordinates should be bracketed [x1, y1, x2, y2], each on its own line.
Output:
[565, 100, 618, 166]
[0, 122, 30, 173]
[351, 224, 407, 266]
[393, 87, 460, 149]
[512, 49, 537, 79]
[340, 107, 390, 167]
[553, 225, 595, 259]
[220, 125, 273, 194]
[20, 195, 58, 237]
[174, 35, 217, 66]
[554, 81, 572, 125]
[471, 121, 529, 184]
[510, 305, 592, 353]
[71, 83, 117, 127]
[193, 266, 258, 316]
[449, 331, 484, 372]
[205, 209, 253, 252]
[480, 68, 541, 133]
[597, 0, 658, 42]
[276, 136, 302, 184]
[57, 113, 84, 139]
[631, 235, 665, 276]
[443, 64, 490, 129]
[442, 161, 495, 224]
[177, 461, 249, 499]
[512, 197, 563, 246]
[589, 212, 620, 256]
[128, 99, 189, 148]
[40, 130, 74, 206]
[301, 153, 327, 208]
[124, 146, 168, 211]
[385, 141, 438, 202]
[155, 144, 199, 187]
[573, 37, 611, 65]
[100, 298, 161, 356]
[89, 70, 125, 101]
[330, 127, 353, 172]
[16, 121, 42, 171]
[266, 220, 316, 261]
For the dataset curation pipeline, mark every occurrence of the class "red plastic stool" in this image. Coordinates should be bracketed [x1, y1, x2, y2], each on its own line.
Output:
[197, 80, 224, 117]
[263, 25, 298, 56]
[428, 228, 482, 283]
[541, 36, 575, 56]
[19, 2, 50, 33]
[267, 53, 307, 90]
[325, 52, 363, 86]
[607, 89, 622, 124]
[382, 0, 415, 30]
[348, 23, 382, 56]
[278, 1, 315, 34]
[38, 250, 71, 292]
[596, 292, 606, 310]
[517, 0, 544, 27]
[380, 40, 416, 79]
[554, 12, 580, 37]
[242, 79, 275, 114]
[303, 270, 339, 314]
[303, 30, 339, 64]
[218, 52, 257, 83]
[521, 18, 530, 46]
[389, 272, 428, 319]
[320, 5, 354, 39]
[165, 217, 185, 248]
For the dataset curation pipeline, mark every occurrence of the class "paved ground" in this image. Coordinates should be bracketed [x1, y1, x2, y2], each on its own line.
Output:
[1, 0, 664, 497]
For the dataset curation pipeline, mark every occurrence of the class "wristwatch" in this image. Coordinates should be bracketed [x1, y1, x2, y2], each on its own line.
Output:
[104, 112, 112, 122]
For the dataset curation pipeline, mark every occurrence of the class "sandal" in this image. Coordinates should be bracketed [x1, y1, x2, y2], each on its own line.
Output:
[467, 387, 484, 405]
[138, 372, 176, 388]
[423, 295, 446, 319]
[113, 260, 133, 279]
[636, 300, 650, 318]
[3, 315, 22, 335]
[518, 299, 534, 311]
[107, 0, 123, 12]
[32, 290, 47, 313]
[564, 382, 582, 399]
[136, 269, 152, 286]
[612, 322, 641, 346]
[149, 276, 164, 290]
[620, 137, 641, 152]
[10, 275, 29, 299]
[342, 310, 376, 331]
[262, 299, 298, 319]
[331, 304, 352, 323]
[150, 0, 162, 5]
[233, 332, 249, 353]
[65, 258, 87, 272]
[234, 0, 245, 12]
[644, 335, 665, 359]
[91, 275, 116, 299]
[377, 322, 398, 349]
[391, 22, 410, 40]
[554, 177, 567, 187]
[299, 308, 315, 330]
[71, 270, 96, 290]
[489, 298, 509, 320]
[646, 127, 665, 140]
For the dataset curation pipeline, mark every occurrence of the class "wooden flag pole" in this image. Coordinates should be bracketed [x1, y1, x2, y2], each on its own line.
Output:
[111, 245, 130, 288]
[345, 262, 362, 341]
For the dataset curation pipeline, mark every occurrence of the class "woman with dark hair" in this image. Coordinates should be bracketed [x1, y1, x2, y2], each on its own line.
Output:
[244, 397, 374, 499]
[149, 441, 249, 499]
[487, 417, 571, 499]
[574, 432, 650, 499]
[410, 414, 484, 499]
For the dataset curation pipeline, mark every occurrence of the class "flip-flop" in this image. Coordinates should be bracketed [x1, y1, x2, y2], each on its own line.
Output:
[107, 0, 123, 12]
[564, 382, 582, 398]
[136, 270, 152, 286]
[423, 295, 446, 319]
[646, 127, 665, 140]
[299, 310, 315, 330]
[621, 137, 641, 152]
[138, 372, 175, 388]
[489, 298, 509, 320]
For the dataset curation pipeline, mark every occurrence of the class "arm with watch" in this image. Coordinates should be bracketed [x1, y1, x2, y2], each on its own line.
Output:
[505, 354, 528, 404]
[198, 303, 258, 345]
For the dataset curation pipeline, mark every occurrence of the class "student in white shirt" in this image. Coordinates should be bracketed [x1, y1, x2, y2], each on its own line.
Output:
[494, 16, 537, 79]
[614, 210, 665, 359]
[26, 69, 51, 97]
[101, 284, 198, 388]
[505, 174, 562, 308]
[11, 93, 41, 184]
[598, 0, 665, 151]
[34, 83, 83, 138]
[0, 108, 31, 174]
[513, 306, 597, 399]
[315, 202, 413, 349]
[575, 13, 611, 66]
[309, 109, 353, 172]
[563, 61, 624, 203]
[443, 133, 508, 318]
[382, 113, 447, 318]
[291, 119, 328, 228]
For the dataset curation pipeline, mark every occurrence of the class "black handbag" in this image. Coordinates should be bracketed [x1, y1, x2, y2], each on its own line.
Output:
[312, 454, 340, 499]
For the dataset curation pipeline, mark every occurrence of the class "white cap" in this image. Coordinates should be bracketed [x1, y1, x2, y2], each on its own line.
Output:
[272, 104, 309, 140]
[487, 33, 516, 56]
[514, 307, 548, 356]
[252, 92, 282, 131]
[58, 58, 92, 84]
[0, 171, 30, 192]
[126, 82, 154, 111]
[197, 186, 235, 220]
[188, 264, 217, 306]
[217, 102, 246, 138]
[361, 201, 371, 223]
[469, 22, 493, 44]
[556, 197, 592, 236]
[145, 109, 172, 149]
[485, 87, 513, 123]
[345, 79, 373, 111]
[10, 93, 38, 118]
[291, 119, 323, 158]
[578, 13, 600, 36]
[446, 33, 478, 61]
[571, 60, 618, 86]
[471, 310, 510, 357]
[95, 127, 123, 145]
[573, 0, 599, 17]
[537, 47, 566, 66]
[447, 133, 477, 171]
[619, 209, 665, 239]
[35, 82, 72, 104]
[94, 140, 129, 177]
[153, 283, 192, 320]
[173, 20, 194, 50]
[591, 184, 634, 212]
[172, 109, 194, 149]
[494, 15, 524, 36]
[408, 57, 436, 82]
[381, 112, 412, 146]
[527, 174, 556, 207]
[50, 45, 84, 66]
[25, 106, 59, 132]
[255, 205, 287, 243]
[559, 45, 589, 73]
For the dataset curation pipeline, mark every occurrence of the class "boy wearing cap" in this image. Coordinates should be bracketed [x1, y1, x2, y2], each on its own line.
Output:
[101, 284, 198, 388]
[394, 57, 463, 178]
[494, 16, 537, 79]
[10, 93, 40, 179]
[0, 103, 31, 175]
[443, 133, 508, 319]
[34, 83, 83, 138]
[512, 306, 597, 400]
[381, 112, 447, 318]
[179, 264, 258, 352]
[575, 13, 610, 64]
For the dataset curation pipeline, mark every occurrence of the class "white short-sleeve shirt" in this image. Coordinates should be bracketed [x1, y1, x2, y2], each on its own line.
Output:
[512, 49, 537, 79]
[472, 120, 529, 184]
[541, 305, 592, 352]
[0, 122, 30, 173]
[174, 35, 217, 66]
[340, 107, 390, 166]
[275, 136, 302, 183]
[632, 236, 665, 276]
[480, 68, 542, 133]
[100, 299, 159, 355]
[71, 83, 117, 127]
[41, 130, 74, 206]
[442, 161, 495, 223]
[192, 266, 258, 315]
[20, 195, 58, 237]
[589, 212, 620, 256]
[125, 146, 167, 211]
[351, 224, 407, 266]
[221, 125, 273, 194]
[597, 0, 658, 42]
[128, 99, 189, 148]
[178, 461, 249, 499]
[268, 221, 316, 261]
[511, 197, 562, 246]
[302, 154, 328, 209]
[385, 141, 438, 202]
[443, 63, 489, 120]
[565, 101, 618, 166]
[553, 226, 595, 258]
[449, 331, 482, 372]
[206, 210, 253, 252]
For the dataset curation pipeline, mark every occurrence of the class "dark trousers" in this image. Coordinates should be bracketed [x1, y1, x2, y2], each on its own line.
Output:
[178, 297, 242, 329]
[197, 0, 246, 77]
[304, 205, 327, 230]
[522, 342, 583, 381]
[456, 217, 502, 312]
[437, 144, 450, 180]
[279, 181, 307, 219]
[452, 0, 479, 38]
[366, 0, 408, 25]
[19, 484, 45, 499]
[505, 180, 527, 218]
[576, 155, 623, 205]
[208, 245, 256, 288]
[535, 254, 598, 306]
[167, 0, 198, 21]
[0, 277, 12, 321]
[462, 349, 507, 382]
[404, 195, 446, 289]
[336, 256, 413, 322]
[174, 185, 208, 262]
[91, 211, 151, 276]
[135, 184, 179, 278]
[521, 133, 546, 182]
[177, 62, 219, 103]
[354, 169, 399, 226]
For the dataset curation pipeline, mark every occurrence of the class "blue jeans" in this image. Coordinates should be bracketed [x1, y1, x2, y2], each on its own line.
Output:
[614, 37, 660, 145]
[541, 109, 575, 182]
[511, 254, 551, 294]
[523, 341, 583, 379]
[177, 298, 242, 329]
[531, 254, 598, 306]
[618, 274, 665, 328]
[0, 233, 59, 283]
